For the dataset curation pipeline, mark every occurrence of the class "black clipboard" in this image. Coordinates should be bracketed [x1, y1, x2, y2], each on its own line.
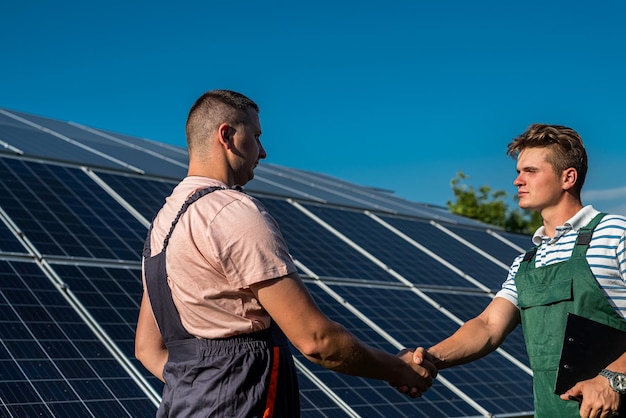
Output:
[554, 313, 626, 395]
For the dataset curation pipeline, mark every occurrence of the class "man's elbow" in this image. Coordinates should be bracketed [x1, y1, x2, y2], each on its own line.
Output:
[134, 337, 158, 366]
[293, 337, 326, 361]
[291, 327, 346, 369]
[135, 341, 148, 364]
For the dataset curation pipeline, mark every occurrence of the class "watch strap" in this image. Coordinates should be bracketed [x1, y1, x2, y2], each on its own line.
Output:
[599, 368, 626, 394]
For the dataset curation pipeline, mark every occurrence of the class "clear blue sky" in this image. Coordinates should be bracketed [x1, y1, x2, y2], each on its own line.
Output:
[1, 1, 625, 215]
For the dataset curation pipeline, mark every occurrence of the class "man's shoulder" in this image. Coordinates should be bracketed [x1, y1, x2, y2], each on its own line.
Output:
[590, 214, 626, 249]
[597, 213, 626, 230]
[600, 212, 626, 221]
[190, 190, 270, 224]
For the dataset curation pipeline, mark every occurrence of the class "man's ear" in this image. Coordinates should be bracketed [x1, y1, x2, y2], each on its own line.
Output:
[562, 167, 578, 191]
[218, 123, 232, 148]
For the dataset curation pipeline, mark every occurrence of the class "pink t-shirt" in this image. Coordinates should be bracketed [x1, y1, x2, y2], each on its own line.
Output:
[143, 176, 297, 339]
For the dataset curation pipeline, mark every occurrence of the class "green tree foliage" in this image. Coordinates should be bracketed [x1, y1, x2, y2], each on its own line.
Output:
[447, 172, 542, 235]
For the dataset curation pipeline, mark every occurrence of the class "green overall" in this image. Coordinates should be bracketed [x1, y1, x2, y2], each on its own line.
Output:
[516, 213, 626, 417]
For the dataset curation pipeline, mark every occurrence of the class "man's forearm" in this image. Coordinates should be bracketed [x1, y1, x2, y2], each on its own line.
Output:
[428, 317, 502, 369]
[425, 297, 519, 369]
[303, 322, 434, 389]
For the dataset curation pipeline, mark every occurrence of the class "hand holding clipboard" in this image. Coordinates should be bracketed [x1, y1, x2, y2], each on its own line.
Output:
[555, 313, 626, 395]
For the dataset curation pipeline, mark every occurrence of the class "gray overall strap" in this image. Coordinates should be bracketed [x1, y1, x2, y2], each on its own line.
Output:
[143, 186, 224, 343]
[572, 212, 605, 250]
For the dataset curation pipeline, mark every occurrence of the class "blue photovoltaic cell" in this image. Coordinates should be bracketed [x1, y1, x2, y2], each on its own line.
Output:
[377, 213, 509, 290]
[444, 224, 528, 266]
[303, 203, 495, 289]
[94, 170, 178, 221]
[0, 220, 27, 254]
[47, 263, 162, 393]
[324, 283, 534, 416]
[296, 282, 483, 417]
[0, 259, 157, 417]
[297, 375, 352, 418]
[0, 157, 146, 260]
[258, 198, 396, 282]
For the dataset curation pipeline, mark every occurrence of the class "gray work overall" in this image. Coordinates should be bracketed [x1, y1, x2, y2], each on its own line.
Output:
[143, 187, 300, 417]
[517, 213, 626, 417]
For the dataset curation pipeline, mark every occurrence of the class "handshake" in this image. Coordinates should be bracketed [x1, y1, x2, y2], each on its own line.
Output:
[391, 347, 440, 398]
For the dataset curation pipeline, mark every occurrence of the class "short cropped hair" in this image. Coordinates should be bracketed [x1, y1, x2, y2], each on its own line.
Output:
[186, 89, 259, 154]
[507, 123, 588, 197]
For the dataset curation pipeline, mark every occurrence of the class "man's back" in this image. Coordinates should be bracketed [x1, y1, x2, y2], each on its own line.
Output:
[147, 176, 297, 339]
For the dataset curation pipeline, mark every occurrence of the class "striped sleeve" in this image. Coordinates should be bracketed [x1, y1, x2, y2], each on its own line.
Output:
[495, 253, 525, 307]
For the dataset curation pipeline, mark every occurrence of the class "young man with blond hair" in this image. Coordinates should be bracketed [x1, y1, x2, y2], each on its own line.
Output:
[412, 124, 626, 417]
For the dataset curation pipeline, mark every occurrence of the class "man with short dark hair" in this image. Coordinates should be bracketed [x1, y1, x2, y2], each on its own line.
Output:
[135, 89, 437, 417]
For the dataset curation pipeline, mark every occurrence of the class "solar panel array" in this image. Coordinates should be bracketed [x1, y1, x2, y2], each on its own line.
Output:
[0, 107, 534, 417]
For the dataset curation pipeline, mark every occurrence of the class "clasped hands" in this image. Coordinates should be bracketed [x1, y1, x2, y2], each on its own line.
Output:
[393, 347, 438, 398]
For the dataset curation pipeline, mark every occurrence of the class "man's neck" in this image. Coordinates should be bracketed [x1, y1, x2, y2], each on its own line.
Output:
[187, 160, 234, 187]
[540, 202, 584, 238]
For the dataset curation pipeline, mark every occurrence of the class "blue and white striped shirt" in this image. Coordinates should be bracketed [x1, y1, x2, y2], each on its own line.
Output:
[496, 205, 626, 318]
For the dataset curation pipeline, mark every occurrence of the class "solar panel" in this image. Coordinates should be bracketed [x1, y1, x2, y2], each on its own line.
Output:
[296, 372, 353, 417]
[421, 289, 530, 367]
[0, 157, 146, 260]
[0, 109, 187, 179]
[91, 170, 177, 221]
[47, 261, 166, 396]
[87, 127, 189, 166]
[0, 218, 27, 254]
[378, 213, 508, 290]
[494, 230, 531, 252]
[259, 198, 397, 283]
[301, 203, 497, 289]
[254, 163, 486, 226]
[443, 223, 526, 265]
[0, 258, 157, 417]
[0, 112, 124, 169]
[254, 166, 399, 212]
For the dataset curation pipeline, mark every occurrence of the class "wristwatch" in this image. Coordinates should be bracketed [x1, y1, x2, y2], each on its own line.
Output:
[599, 369, 626, 394]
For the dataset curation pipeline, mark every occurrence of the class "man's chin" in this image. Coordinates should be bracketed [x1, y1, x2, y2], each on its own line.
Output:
[240, 172, 254, 186]
[518, 202, 540, 213]
[517, 199, 530, 210]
